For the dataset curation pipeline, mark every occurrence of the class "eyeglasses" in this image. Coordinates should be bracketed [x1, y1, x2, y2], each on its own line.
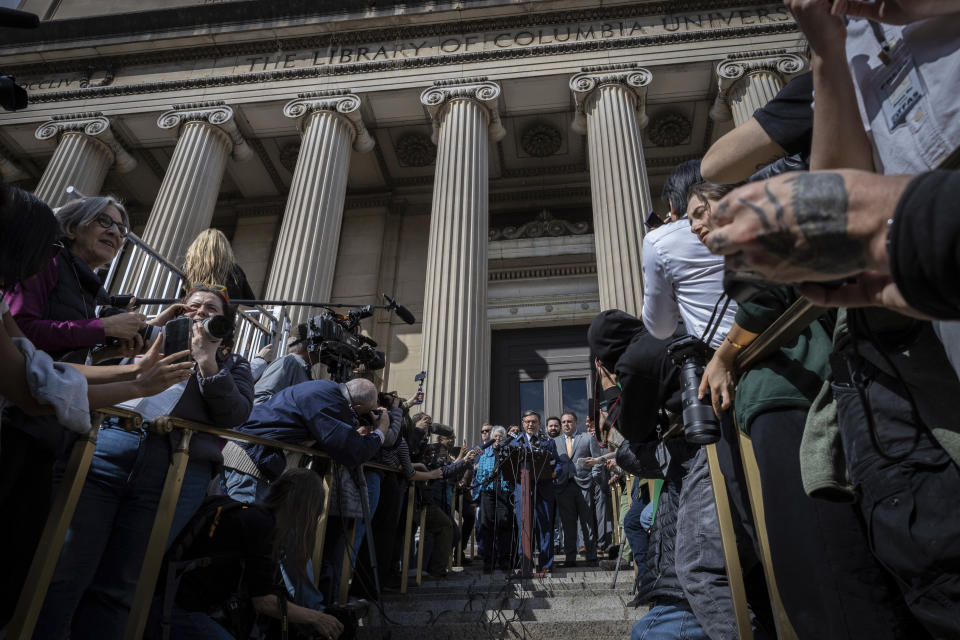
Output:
[94, 213, 128, 237]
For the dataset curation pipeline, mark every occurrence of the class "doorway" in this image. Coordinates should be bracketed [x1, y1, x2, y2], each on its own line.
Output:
[489, 325, 593, 428]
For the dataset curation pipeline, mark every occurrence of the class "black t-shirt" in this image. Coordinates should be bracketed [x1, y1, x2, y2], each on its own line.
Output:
[753, 71, 813, 157]
[175, 503, 278, 611]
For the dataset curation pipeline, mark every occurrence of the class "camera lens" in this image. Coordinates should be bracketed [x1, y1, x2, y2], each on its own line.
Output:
[679, 359, 722, 445]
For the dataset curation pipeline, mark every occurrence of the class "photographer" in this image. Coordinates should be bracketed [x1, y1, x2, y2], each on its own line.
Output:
[37, 285, 255, 639]
[253, 323, 318, 405]
[587, 310, 772, 640]
[223, 378, 394, 502]
[419, 441, 478, 578]
[0, 186, 195, 628]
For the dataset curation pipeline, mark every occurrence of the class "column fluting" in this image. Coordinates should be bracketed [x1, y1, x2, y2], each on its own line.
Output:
[419, 78, 503, 443]
[265, 91, 374, 325]
[571, 64, 653, 318]
[711, 52, 808, 127]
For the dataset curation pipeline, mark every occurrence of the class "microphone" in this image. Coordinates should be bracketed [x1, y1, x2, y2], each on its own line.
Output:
[384, 295, 416, 325]
[480, 437, 498, 450]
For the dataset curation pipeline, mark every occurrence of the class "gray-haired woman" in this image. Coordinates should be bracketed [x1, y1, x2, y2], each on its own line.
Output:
[6, 195, 146, 364]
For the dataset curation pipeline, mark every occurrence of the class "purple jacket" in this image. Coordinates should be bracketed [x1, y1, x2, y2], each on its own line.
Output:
[5, 254, 106, 357]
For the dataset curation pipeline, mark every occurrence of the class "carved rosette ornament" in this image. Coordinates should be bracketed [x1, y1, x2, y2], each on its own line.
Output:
[710, 51, 808, 124]
[419, 77, 505, 143]
[282, 90, 374, 153]
[35, 112, 136, 173]
[395, 132, 436, 167]
[157, 101, 252, 160]
[570, 63, 652, 134]
[647, 111, 692, 148]
[520, 123, 562, 157]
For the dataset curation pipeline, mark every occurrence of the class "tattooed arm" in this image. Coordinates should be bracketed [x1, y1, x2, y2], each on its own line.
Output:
[704, 170, 909, 282]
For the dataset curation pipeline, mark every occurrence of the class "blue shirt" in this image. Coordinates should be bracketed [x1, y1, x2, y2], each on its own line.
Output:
[473, 447, 512, 500]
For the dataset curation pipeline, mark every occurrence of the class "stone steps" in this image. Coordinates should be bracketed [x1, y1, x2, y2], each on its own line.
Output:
[357, 558, 647, 640]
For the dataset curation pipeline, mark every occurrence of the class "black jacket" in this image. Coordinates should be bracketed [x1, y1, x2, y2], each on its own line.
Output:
[587, 309, 683, 443]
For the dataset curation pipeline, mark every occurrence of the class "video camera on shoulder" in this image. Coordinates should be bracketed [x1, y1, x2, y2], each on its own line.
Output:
[422, 443, 449, 470]
[667, 335, 721, 445]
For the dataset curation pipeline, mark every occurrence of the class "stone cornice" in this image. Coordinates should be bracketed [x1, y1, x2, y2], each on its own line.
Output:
[23, 22, 797, 105]
[34, 111, 136, 172]
[282, 90, 375, 153]
[420, 77, 505, 143]
[570, 63, 652, 134]
[157, 101, 252, 160]
[2, 1, 788, 69]
[710, 49, 807, 120]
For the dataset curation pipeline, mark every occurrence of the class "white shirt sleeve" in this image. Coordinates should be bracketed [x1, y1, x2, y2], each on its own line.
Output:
[641, 235, 680, 339]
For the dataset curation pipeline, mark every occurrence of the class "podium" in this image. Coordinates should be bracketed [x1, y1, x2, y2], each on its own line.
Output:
[500, 445, 553, 579]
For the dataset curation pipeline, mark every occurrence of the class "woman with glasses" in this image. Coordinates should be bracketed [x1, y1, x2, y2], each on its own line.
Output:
[36, 284, 255, 639]
[0, 185, 195, 629]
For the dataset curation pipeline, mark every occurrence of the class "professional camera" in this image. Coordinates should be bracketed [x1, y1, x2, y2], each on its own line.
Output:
[305, 308, 385, 382]
[422, 443, 450, 470]
[667, 335, 721, 445]
[99, 305, 162, 345]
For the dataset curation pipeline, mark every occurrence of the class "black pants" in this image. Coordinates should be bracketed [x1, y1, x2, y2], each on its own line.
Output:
[479, 489, 513, 566]
[0, 427, 56, 627]
[834, 365, 960, 637]
[353, 472, 404, 598]
[459, 495, 476, 553]
[751, 407, 927, 639]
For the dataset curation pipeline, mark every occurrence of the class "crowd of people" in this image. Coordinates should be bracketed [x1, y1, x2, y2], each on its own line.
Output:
[2, 2, 960, 639]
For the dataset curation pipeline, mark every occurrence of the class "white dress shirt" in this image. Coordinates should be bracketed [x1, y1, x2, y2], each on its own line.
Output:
[641, 218, 736, 348]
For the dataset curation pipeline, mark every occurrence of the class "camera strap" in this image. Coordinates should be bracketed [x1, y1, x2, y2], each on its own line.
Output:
[700, 293, 731, 346]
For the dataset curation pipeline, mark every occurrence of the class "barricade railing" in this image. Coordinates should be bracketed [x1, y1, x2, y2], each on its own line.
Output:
[7, 407, 412, 640]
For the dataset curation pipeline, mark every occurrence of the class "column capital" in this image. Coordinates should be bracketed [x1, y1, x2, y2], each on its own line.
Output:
[282, 90, 374, 153]
[419, 77, 505, 144]
[710, 50, 807, 121]
[35, 111, 137, 173]
[570, 63, 652, 135]
[157, 101, 252, 160]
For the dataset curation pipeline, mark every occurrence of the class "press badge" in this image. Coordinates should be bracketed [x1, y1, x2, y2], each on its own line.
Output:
[874, 46, 923, 131]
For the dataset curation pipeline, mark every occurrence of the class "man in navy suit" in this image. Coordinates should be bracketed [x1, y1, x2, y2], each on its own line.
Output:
[512, 410, 558, 572]
[553, 411, 598, 567]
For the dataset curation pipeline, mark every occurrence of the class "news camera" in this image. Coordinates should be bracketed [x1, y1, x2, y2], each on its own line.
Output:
[305, 307, 385, 383]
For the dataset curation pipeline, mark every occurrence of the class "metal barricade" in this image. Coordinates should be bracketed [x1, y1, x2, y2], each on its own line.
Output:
[101, 232, 289, 364]
[7, 409, 414, 640]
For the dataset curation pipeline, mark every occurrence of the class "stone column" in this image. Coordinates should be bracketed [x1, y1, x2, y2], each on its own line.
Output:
[710, 51, 807, 127]
[419, 78, 504, 442]
[265, 90, 374, 324]
[34, 112, 136, 207]
[570, 63, 653, 318]
[138, 101, 251, 295]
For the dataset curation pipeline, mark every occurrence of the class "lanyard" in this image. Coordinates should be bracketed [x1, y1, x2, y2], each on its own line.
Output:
[868, 20, 893, 65]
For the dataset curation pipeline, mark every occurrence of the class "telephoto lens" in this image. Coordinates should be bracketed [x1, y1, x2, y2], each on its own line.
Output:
[678, 358, 722, 444]
[668, 335, 722, 445]
[200, 314, 231, 341]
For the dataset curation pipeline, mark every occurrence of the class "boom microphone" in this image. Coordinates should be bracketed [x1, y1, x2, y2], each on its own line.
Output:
[384, 295, 416, 325]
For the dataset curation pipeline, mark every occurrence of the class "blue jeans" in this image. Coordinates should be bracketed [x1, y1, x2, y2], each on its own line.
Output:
[630, 602, 710, 640]
[624, 499, 653, 568]
[37, 428, 212, 639]
[223, 468, 271, 504]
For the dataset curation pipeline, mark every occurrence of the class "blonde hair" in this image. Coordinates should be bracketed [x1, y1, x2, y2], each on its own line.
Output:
[183, 228, 235, 287]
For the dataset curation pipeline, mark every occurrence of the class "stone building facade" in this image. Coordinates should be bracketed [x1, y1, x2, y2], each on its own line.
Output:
[0, 0, 805, 441]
